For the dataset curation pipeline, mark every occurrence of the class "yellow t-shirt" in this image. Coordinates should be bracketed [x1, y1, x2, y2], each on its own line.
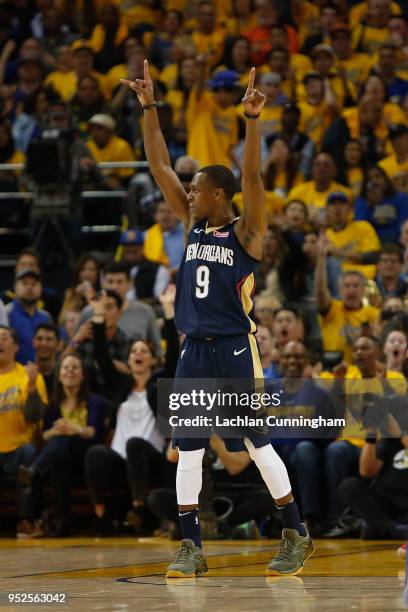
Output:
[226, 14, 258, 37]
[237, 103, 283, 137]
[61, 401, 88, 428]
[262, 54, 312, 89]
[352, 24, 390, 55]
[379, 155, 408, 193]
[320, 299, 380, 364]
[45, 69, 108, 101]
[143, 223, 168, 266]
[87, 135, 135, 178]
[350, 1, 401, 26]
[287, 181, 352, 210]
[325, 220, 381, 279]
[297, 74, 356, 110]
[186, 90, 239, 168]
[191, 25, 228, 67]
[298, 100, 333, 145]
[165, 89, 188, 125]
[320, 367, 406, 447]
[0, 363, 48, 453]
[335, 53, 371, 90]
[347, 167, 364, 198]
[233, 191, 285, 223]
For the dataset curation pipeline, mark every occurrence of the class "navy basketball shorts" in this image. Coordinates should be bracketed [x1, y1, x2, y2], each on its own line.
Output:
[172, 333, 270, 452]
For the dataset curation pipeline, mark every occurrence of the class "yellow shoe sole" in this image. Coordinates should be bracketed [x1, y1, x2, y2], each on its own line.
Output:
[165, 570, 196, 578]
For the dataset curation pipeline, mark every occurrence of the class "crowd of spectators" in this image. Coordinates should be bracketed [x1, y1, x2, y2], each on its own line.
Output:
[1, 0, 408, 543]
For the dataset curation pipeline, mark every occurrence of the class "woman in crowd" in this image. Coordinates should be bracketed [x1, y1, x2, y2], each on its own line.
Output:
[85, 285, 178, 535]
[59, 252, 101, 325]
[354, 165, 408, 244]
[361, 74, 407, 126]
[380, 326, 408, 378]
[218, 36, 252, 85]
[165, 57, 198, 138]
[262, 136, 303, 198]
[18, 354, 108, 536]
[12, 86, 61, 153]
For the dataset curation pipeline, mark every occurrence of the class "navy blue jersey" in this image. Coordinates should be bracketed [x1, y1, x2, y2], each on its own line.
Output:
[175, 219, 259, 337]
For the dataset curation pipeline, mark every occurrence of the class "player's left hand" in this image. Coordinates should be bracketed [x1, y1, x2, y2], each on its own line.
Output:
[242, 67, 266, 117]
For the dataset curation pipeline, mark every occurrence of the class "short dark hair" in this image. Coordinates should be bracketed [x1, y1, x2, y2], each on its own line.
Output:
[0, 325, 19, 344]
[16, 247, 41, 268]
[101, 289, 123, 310]
[353, 334, 379, 347]
[284, 199, 308, 218]
[379, 243, 404, 263]
[199, 165, 237, 201]
[273, 306, 300, 320]
[34, 321, 60, 340]
[102, 261, 130, 280]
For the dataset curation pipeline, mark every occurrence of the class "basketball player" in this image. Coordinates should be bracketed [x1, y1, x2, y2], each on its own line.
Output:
[121, 62, 314, 578]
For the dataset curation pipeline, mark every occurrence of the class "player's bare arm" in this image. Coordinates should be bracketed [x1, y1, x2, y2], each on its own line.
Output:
[121, 60, 189, 226]
[235, 67, 267, 261]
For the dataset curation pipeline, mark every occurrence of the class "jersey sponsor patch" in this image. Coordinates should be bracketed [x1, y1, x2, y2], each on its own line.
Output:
[213, 230, 229, 238]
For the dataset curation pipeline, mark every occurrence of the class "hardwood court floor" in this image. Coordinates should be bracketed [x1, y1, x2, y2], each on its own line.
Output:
[0, 537, 406, 611]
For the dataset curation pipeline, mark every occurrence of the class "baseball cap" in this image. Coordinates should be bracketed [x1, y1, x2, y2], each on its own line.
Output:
[207, 70, 241, 91]
[71, 39, 94, 53]
[88, 114, 116, 130]
[311, 44, 335, 57]
[15, 269, 41, 282]
[119, 228, 144, 246]
[259, 72, 282, 86]
[327, 191, 349, 205]
[389, 124, 408, 140]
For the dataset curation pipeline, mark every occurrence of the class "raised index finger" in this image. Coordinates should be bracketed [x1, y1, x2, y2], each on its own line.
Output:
[245, 67, 255, 95]
[144, 59, 150, 81]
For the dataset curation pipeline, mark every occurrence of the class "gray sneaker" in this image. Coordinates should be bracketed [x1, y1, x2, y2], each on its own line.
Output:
[266, 526, 314, 576]
[166, 539, 208, 578]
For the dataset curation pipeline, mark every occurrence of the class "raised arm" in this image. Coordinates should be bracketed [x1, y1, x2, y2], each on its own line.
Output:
[315, 233, 332, 314]
[121, 60, 189, 226]
[235, 68, 267, 261]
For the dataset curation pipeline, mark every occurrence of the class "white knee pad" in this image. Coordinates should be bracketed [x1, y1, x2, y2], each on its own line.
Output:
[176, 448, 205, 506]
[244, 439, 291, 500]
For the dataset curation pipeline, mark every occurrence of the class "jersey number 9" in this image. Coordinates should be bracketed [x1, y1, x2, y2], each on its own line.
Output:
[196, 265, 210, 298]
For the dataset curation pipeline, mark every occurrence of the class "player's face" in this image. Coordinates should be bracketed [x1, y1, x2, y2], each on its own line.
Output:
[128, 341, 156, 374]
[188, 173, 219, 221]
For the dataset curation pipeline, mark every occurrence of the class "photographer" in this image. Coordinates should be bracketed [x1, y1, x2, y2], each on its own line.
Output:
[340, 414, 408, 540]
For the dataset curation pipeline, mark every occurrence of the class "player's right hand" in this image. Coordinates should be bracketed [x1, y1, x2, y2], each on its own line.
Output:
[120, 59, 155, 107]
